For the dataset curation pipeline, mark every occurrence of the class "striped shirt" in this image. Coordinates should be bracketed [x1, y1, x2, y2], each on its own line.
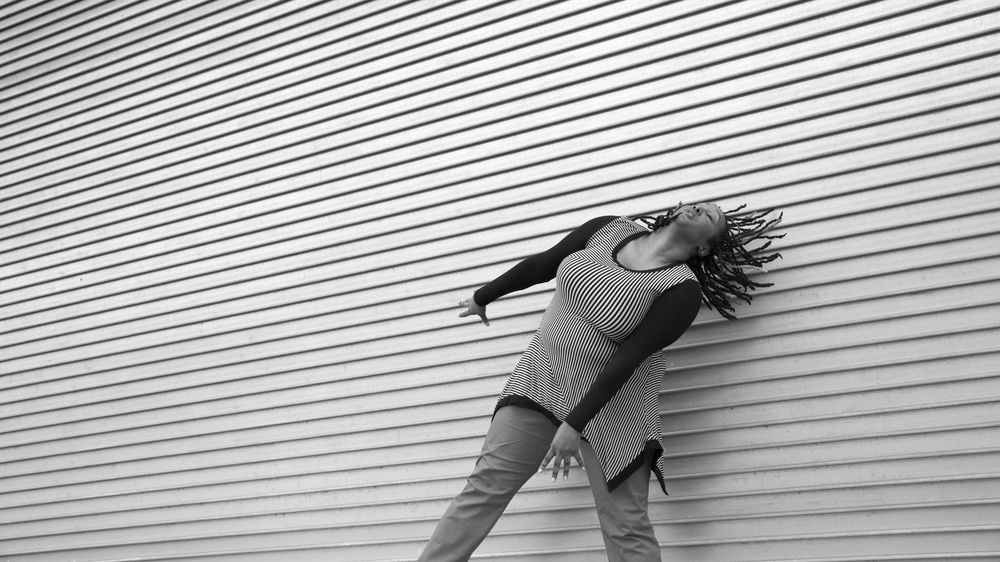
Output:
[474, 216, 701, 494]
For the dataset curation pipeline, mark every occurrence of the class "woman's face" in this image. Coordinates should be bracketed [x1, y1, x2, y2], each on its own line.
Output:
[672, 202, 726, 255]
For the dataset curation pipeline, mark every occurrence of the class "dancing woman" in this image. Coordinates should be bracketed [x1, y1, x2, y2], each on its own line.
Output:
[418, 201, 783, 561]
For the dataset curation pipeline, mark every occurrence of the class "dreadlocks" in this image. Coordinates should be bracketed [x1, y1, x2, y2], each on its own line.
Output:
[631, 202, 785, 320]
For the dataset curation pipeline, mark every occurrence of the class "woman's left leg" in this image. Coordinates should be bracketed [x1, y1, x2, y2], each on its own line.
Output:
[580, 439, 662, 562]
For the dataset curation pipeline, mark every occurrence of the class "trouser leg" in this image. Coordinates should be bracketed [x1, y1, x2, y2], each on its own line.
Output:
[418, 405, 557, 562]
[580, 440, 662, 562]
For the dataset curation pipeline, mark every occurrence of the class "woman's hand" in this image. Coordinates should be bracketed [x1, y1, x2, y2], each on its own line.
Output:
[539, 422, 584, 482]
[457, 296, 490, 326]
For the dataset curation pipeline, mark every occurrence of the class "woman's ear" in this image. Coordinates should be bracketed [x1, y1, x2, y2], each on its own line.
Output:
[697, 244, 711, 257]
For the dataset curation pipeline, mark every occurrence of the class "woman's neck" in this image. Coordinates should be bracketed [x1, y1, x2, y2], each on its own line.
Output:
[637, 224, 695, 266]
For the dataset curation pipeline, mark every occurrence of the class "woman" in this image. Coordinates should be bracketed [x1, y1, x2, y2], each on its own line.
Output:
[418, 201, 784, 561]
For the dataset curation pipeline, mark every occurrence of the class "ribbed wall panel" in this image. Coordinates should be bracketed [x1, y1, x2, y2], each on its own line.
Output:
[2, 1, 999, 560]
[0, 0, 132, 56]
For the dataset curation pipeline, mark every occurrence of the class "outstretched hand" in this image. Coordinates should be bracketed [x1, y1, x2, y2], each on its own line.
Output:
[539, 422, 584, 482]
[457, 296, 490, 326]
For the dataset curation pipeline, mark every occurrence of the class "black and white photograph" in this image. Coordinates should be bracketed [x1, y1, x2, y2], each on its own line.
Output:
[2, 1, 999, 560]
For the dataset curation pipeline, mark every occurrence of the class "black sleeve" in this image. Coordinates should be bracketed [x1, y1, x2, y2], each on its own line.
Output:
[472, 215, 619, 307]
[563, 279, 703, 433]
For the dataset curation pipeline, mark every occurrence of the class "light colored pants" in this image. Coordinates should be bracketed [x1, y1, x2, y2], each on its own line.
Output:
[417, 404, 661, 561]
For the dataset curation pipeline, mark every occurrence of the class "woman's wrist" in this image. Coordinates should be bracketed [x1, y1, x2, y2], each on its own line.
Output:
[563, 416, 586, 434]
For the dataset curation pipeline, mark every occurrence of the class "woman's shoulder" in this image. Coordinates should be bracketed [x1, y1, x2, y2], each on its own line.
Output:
[575, 215, 639, 246]
[582, 215, 646, 234]
[580, 215, 621, 230]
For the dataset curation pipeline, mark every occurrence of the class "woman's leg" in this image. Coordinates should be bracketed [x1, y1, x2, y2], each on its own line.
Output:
[418, 405, 557, 561]
[580, 440, 662, 562]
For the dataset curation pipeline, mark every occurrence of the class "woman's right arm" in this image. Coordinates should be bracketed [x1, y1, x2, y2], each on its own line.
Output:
[472, 215, 618, 307]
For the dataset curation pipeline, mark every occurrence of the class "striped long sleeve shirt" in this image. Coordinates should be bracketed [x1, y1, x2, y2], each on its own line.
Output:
[474, 215, 701, 494]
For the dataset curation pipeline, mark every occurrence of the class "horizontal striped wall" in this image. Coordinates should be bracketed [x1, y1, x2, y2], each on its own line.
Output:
[1, 1, 999, 560]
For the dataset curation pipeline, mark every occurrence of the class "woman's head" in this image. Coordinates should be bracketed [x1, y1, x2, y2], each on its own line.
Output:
[668, 202, 728, 258]
[632, 201, 785, 320]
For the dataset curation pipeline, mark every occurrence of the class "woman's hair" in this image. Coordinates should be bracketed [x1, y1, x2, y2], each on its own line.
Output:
[631, 202, 785, 320]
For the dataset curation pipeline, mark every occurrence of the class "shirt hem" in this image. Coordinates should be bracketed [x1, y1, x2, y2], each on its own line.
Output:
[492, 395, 563, 428]
[612, 439, 668, 496]
[492, 394, 669, 496]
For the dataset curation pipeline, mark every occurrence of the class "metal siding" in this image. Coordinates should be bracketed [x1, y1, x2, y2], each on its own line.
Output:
[1, 0, 998, 560]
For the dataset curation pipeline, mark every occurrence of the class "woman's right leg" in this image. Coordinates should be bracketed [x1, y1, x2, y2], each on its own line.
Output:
[580, 441, 661, 562]
[417, 405, 557, 562]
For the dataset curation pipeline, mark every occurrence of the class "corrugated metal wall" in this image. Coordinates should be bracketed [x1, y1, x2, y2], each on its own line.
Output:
[2, 1, 999, 560]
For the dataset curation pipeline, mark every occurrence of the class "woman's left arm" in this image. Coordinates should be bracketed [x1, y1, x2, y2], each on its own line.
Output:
[540, 279, 703, 479]
[564, 279, 703, 432]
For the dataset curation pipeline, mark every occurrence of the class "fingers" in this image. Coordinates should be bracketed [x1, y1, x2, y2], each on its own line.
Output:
[554, 456, 572, 481]
[540, 450, 562, 480]
[540, 452, 582, 482]
[457, 299, 489, 326]
[539, 451, 554, 472]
